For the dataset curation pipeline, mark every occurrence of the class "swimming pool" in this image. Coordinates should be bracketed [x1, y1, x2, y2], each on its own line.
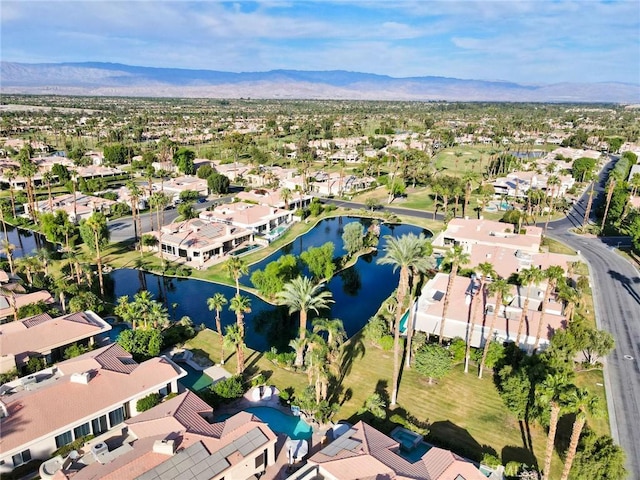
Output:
[103, 323, 130, 343]
[217, 406, 312, 440]
[179, 363, 214, 392]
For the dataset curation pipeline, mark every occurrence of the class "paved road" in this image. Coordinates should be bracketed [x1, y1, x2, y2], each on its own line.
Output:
[546, 159, 640, 478]
[107, 197, 230, 243]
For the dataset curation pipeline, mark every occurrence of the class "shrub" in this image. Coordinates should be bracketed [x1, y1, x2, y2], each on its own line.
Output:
[64, 343, 90, 360]
[481, 453, 502, 468]
[363, 315, 387, 344]
[0, 369, 18, 384]
[505, 461, 522, 477]
[136, 393, 161, 412]
[208, 375, 245, 407]
[52, 434, 94, 457]
[379, 335, 394, 351]
[448, 337, 466, 362]
[265, 348, 297, 368]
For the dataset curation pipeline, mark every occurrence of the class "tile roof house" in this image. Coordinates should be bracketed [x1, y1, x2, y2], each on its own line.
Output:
[199, 202, 293, 236]
[156, 218, 254, 265]
[433, 218, 543, 254]
[26, 193, 117, 223]
[236, 188, 312, 211]
[413, 273, 566, 351]
[0, 310, 111, 374]
[303, 421, 485, 480]
[0, 343, 186, 473]
[51, 391, 277, 480]
[0, 289, 55, 324]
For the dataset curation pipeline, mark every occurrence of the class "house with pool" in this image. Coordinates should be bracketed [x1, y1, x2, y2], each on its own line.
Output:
[412, 272, 567, 352]
[236, 188, 312, 211]
[0, 343, 186, 474]
[155, 218, 254, 265]
[46, 390, 278, 480]
[0, 310, 111, 375]
[297, 421, 485, 480]
[199, 202, 294, 237]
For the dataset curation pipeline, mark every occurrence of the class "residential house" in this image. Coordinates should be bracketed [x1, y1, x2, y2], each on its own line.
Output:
[236, 188, 312, 211]
[413, 272, 566, 351]
[0, 343, 186, 473]
[49, 390, 278, 480]
[199, 202, 293, 236]
[0, 310, 111, 374]
[154, 176, 208, 203]
[0, 289, 55, 324]
[299, 421, 485, 480]
[433, 218, 543, 254]
[26, 193, 117, 223]
[155, 219, 253, 264]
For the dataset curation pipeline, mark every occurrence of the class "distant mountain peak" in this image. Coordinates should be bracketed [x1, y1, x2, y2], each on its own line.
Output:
[1, 61, 638, 103]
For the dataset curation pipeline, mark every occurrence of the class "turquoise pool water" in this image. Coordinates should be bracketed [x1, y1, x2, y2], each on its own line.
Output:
[179, 363, 214, 392]
[397, 442, 431, 463]
[216, 406, 312, 440]
[104, 323, 130, 343]
[233, 243, 261, 256]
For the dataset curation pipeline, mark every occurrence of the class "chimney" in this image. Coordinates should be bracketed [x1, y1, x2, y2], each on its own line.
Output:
[70, 372, 91, 384]
[153, 439, 176, 456]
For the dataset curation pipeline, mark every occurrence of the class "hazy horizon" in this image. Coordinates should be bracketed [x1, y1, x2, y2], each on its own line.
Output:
[2, 1, 639, 85]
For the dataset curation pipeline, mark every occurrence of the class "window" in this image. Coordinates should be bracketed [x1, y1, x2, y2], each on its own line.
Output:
[11, 450, 31, 467]
[74, 422, 91, 439]
[55, 431, 73, 449]
[108, 406, 125, 428]
[92, 415, 108, 435]
[255, 450, 265, 468]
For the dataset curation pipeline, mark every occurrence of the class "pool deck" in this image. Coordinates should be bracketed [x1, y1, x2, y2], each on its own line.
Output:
[215, 389, 331, 480]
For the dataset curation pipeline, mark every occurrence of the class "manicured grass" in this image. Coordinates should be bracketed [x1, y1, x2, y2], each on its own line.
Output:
[574, 369, 610, 436]
[541, 237, 577, 255]
[184, 329, 308, 394]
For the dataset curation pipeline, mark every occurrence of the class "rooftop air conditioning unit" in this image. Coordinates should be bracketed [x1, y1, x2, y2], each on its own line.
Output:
[91, 442, 109, 460]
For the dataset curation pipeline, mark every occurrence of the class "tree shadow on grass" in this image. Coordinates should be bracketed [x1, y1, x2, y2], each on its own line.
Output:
[426, 420, 497, 463]
[501, 445, 538, 469]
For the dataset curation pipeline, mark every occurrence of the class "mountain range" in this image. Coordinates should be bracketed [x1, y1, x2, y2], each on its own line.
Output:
[1, 61, 638, 103]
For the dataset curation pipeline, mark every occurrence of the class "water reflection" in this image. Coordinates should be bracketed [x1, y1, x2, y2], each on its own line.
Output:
[110, 217, 431, 352]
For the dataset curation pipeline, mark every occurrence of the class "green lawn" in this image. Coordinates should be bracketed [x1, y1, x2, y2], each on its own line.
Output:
[183, 327, 609, 479]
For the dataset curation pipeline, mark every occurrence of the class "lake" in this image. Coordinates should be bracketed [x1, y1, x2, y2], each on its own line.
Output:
[109, 217, 431, 352]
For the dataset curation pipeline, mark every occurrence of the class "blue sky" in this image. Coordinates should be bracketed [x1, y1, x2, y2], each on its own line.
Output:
[2, 0, 639, 84]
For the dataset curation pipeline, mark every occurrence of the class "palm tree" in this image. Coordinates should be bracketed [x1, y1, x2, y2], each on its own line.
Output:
[280, 187, 292, 210]
[5, 168, 18, 218]
[15, 255, 40, 286]
[225, 255, 248, 296]
[465, 262, 495, 373]
[18, 147, 39, 224]
[224, 324, 246, 374]
[515, 266, 545, 347]
[229, 294, 251, 339]
[1, 240, 16, 275]
[600, 179, 616, 231]
[207, 293, 228, 364]
[289, 337, 308, 372]
[478, 277, 510, 378]
[439, 245, 470, 344]
[34, 248, 51, 276]
[557, 281, 580, 322]
[127, 181, 143, 250]
[64, 250, 83, 285]
[305, 333, 331, 402]
[312, 317, 346, 361]
[149, 192, 170, 267]
[84, 214, 108, 296]
[534, 265, 565, 352]
[560, 388, 602, 480]
[42, 171, 54, 214]
[581, 175, 596, 233]
[538, 373, 572, 480]
[544, 175, 561, 232]
[276, 276, 334, 366]
[377, 233, 433, 405]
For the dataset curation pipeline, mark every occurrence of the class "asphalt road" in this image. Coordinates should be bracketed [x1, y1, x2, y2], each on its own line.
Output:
[107, 197, 230, 243]
[546, 159, 640, 478]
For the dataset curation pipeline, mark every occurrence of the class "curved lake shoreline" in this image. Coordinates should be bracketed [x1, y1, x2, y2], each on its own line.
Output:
[109, 216, 431, 352]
